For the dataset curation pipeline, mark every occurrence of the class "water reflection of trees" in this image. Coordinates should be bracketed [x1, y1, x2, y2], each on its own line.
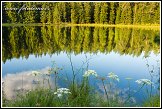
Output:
[2, 26, 160, 63]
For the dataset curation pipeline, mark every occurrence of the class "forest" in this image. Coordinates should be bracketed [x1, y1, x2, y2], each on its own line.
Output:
[2, 2, 160, 25]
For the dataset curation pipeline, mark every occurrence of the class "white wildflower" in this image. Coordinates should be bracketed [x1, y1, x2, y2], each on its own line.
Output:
[57, 94, 62, 98]
[30, 71, 42, 76]
[43, 70, 50, 76]
[83, 70, 98, 77]
[107, 72, 120, 82]
[54, 92, 57, 95]
[54, 88, 71, 98]
[135, 79, 153, 85]
[64, 91, 71, 94]
[49, 67, 62, 74]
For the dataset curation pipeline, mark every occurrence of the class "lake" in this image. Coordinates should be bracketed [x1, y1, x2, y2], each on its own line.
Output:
[2, 26, 160, 105]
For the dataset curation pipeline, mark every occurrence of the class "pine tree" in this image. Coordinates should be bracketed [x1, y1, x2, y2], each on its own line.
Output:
[120, 2, 133, 24]
[109, 2, 116, 24]
[78, 2, 85, 23]
[154, 2, 160, 24]
[40, 3, 48, 23]
[100, 2, 108, 24]
[47, 3, 53, 23]
[94, 3, 100, 23]
[115, 2, 121, 24]
[2, 2, 8, 23]
[84, 2, 91, 23]
[53, 3, 61, 24]
[5, 2, 18, 23]
[71, 2, 79, 24]
[23, 2, 35, 23]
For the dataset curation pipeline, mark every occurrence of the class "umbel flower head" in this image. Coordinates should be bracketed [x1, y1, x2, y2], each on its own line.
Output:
[135, 79, 153, 85]
[29, 71, 42, 76]
[54, 88, 71, 98]
[49, 67, 63, 74]
[83, 70, 98, 77]
[107, 72, 119, 82]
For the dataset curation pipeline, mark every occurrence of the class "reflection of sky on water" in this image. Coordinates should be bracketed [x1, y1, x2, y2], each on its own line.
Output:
[2, 67, 55, 99]
[2, 51, 160, 103]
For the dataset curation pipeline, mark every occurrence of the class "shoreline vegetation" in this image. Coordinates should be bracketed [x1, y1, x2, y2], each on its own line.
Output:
[2, 68, 160, 107]
[2, 23, 160, 30]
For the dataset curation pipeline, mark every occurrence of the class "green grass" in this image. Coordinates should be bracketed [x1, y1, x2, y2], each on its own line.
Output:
[2, 23, 160, 30]
[2, 78, 129, 107]
[2, 88, 124, 107]
[142, 95, 160, 107]
[3, 77, 160, 107]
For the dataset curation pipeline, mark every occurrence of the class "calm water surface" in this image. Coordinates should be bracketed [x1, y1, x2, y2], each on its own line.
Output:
[2, 26, 160, 104]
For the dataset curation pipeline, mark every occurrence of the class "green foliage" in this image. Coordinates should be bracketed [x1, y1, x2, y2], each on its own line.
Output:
[2, 2, 160, 25]
[99, 3, 108, 24]
[23, 3, 35, 23]
[71, 3, 78, 24]
[109, 2, 116, 24]
[94, 3, 101, 23]
[53, 4, 61, 24]
[40, 3, 48, 23]
[68, 78, 92, 106]
[84, 2, 92, 23]
[5, 88, 56, 107]
[77, 3, 84, 24]
[115, 3, 121, 24]
[120, 3, 133, 24]
[142, 95, 160, 107]
[5, 2, 18, 23]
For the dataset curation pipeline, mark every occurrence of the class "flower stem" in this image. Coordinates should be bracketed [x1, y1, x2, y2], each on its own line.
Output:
[54, 72, 57, 91]
[124, 83, 145, 104]
[47, 78, 51, 89]
[101, 79, 109, 106]
[68, 54, 76, 90]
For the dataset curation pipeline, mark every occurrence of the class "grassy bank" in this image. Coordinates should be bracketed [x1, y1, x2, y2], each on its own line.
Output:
[2, 80, 160, 107]
[2, 70, 160, 107]
[66, 23, 160, 30]
[2, 77, 128, 107]
[2, 87, 129, 107]
[2, 23, 160, 30]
